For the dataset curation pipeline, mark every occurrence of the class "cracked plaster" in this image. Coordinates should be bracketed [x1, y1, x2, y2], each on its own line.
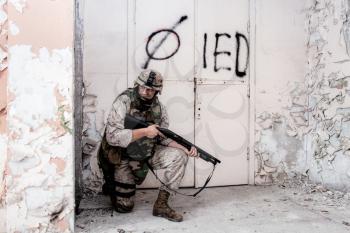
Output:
[255, 0, 350, 192]
[9, 0, 26, 13]
[0, 0, 7, 231]
[305, 0, 350, 191]
[1, 0, 75, 231]
[81, 93, 104, 194]
[5, 45, 74, 233]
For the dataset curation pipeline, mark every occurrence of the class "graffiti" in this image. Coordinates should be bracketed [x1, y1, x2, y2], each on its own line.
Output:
[143, 15, 188, 69]
[235, 32, 249, 77]
[203, 33, 208, 69]
[143, 15, 249, 78]
[213, 33, 232, 72]
[145, 29, 180, 62]
[203, 32, 249, 76]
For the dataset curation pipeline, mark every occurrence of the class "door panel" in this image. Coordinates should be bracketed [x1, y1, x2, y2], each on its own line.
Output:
[194, 0, 250, 187]
[195, 84, 249, 187]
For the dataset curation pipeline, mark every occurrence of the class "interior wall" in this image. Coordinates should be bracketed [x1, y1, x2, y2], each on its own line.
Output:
[1, 0, 75, 232]
[254, 0, 309, 184]
[82, 0, 128, 193]
[0, 0, 8, 231]
[305, 0, 350, 191]
[255, 0, 350, 192]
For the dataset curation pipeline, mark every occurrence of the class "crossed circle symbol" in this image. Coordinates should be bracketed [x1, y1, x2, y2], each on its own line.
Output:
[145, 29, 181, 60]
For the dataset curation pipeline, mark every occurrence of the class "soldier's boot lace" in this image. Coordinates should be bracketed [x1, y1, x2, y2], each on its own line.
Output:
[152, 190, 183, 222]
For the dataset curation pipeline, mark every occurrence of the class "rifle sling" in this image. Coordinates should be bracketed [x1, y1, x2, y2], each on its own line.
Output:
[145, 158, 216, 197]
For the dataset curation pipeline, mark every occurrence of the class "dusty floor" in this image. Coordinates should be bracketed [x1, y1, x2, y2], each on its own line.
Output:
[76, 184, 350, 233]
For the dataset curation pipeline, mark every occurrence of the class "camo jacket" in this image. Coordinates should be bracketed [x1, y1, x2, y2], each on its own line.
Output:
[105, 91, 173, 150]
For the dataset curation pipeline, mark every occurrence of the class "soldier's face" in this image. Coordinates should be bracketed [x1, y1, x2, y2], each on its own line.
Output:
[138, 85, 156, 99]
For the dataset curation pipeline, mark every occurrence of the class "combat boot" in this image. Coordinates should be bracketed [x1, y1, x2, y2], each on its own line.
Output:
[152, 190, 183, 222]
[111, 196, 134, 213]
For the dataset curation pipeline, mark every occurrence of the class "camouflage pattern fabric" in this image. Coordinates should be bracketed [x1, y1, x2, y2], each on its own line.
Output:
[135, 69, 163, 92]
[113, 145, 188, 190]
[98, 88, 187, 212]
[149, 145, 188, 191]
[103, 145, 188, 212]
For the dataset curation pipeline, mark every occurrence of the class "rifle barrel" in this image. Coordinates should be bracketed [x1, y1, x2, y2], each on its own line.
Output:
[125, 114, 221, 165]
[158, 128, 221, 165]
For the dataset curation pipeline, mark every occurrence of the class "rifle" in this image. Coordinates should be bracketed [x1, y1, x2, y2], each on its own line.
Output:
[124, 114, 221, 165]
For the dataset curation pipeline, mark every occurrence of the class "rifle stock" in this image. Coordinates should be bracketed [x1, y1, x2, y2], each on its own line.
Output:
[125, 114, 221, 165]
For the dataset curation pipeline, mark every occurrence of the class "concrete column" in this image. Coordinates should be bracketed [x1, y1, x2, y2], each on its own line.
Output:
[2, 0, 75, 232]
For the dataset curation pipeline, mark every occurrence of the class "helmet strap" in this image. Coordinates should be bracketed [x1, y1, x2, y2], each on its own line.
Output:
[134, 86, 157, 112]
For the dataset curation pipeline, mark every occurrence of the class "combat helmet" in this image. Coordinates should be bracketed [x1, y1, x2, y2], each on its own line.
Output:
[135, 69, 163, 94]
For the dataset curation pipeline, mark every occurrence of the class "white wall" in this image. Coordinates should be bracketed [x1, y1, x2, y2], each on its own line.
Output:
[254, 0, 350, 192]
[305, 0, 350, 191]
[254, 0, 309, 184]
[82, 0, 128, 192]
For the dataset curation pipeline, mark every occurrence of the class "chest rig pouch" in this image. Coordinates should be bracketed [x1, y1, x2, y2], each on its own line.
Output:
[123, 89, 162, 161]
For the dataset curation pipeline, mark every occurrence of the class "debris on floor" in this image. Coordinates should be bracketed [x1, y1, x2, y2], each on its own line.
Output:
[76, 184, 350, 233]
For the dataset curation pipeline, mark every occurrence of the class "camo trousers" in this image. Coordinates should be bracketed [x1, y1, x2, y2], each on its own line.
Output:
[100, 145, 188, 212]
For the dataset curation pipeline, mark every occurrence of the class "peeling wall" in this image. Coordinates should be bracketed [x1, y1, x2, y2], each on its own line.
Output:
[254, 0, 309, 184]
[254, 0, 350, 192]
[2, 0, 75, 232]
[0, 0, 8, 230]
[305, 0, 350, 191]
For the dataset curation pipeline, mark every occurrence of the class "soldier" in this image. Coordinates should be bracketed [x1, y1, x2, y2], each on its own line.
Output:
[98, 69, 198, 222]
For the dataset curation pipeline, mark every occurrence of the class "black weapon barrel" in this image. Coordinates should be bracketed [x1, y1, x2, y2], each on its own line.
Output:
[158, 128, 221, 165]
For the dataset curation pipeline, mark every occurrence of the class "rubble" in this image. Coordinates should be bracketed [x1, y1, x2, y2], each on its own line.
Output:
[76, 184, 350, 233]
[278, 175, 350, 208]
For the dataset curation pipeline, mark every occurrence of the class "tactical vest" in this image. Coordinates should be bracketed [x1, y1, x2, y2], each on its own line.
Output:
[99, 88, 162, 183]
[123, 88, 162, 160]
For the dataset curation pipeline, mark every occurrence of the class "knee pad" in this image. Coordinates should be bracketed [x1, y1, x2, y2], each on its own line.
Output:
[109, 181, 136, 213]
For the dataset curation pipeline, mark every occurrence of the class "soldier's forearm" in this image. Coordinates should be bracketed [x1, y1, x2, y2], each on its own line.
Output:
[105, 128, 133, 148]
[167, 141, 188, 153]
[131, 128, 148, 142]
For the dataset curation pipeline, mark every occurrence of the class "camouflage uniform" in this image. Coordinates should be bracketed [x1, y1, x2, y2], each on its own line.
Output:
[98, 87, 188, 213]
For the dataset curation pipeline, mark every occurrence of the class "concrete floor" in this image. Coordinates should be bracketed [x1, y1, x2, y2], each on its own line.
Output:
[76, 185, 350, 233]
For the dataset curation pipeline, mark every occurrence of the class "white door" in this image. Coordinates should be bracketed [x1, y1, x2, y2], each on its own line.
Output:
[194, 0, 250, 187]
[194, 84, 249, 186]
[127, 0, 250, 188]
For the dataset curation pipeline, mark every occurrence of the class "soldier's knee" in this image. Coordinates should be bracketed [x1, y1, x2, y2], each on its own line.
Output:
[172, 148, 188, 165]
